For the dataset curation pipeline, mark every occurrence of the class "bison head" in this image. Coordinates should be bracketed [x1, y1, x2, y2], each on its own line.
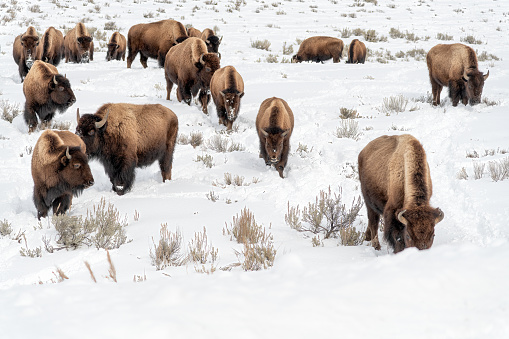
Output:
[58, 146, 94, 194]
[195, 53, 221, 88]
[291, 54, 301, 63]
[261, 127, 290, 165]
[205, 35, 222, 54]
[21, 34, 39, 69]
[462, 69, 489, 105]
[106, 43, 119, 61]
[75, 108, 109, 158]
[221, 89, 244, 123]
[394, 207, 444, 252]
[49, 75, 76, 109]
[76, 36, 93, 61]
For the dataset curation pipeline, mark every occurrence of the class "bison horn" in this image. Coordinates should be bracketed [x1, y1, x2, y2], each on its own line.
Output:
[261, 129, 269, 137]
[65, 147, 71, 160]
[53, 75, 58, 85]
[281, 129, 290, 138]
[484, 70, 490, 80]
[217, 52, 221, 60]
[462, 70, 470, 82]
[199, 53, 205, 65]
[220, 91, 226, 98]
[95, 109, 110, 129]
[76, 108, 80, 124]
[219, 36, 223, 43]
[397, 210, 408, 225]
[206, 39, 210, 44]
[435, 208, 444, 224]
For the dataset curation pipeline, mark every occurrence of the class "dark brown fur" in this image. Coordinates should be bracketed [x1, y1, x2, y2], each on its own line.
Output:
[64, 23, 94, 63]
[346, 39, 366, 64]
[164, 37, 221, 114]
[12, 26, 39, 81]
[31, 130, 94, 220]
[126, 19, 188, 68]
[36, 27, 65, 66]
[106, 32, 127, 61]
[200, 28, 222, 54]
[210, 66, 244, 131]
[255, 97, 294, 178]
[358, 134, 444, 253]
[75, 103, 179, 195]
[427, 43, 489, 106]
[292, 36, 343, 63]
[23, 60, 76, 133]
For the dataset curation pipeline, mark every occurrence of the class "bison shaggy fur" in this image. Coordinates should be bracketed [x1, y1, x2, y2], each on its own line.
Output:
[23, 60, 76, 133]
[36, 27, 65, 66]
[164, 37, 220, 114]
[256, 97, 294, 178]
[187, 27, 202, 38]
[210, 65, 244, 131]
[75, 103, 179, 196]
[427, 43, 489, 106]
[32, 130, 94, 220]
[106, 32, 127, 61]
[346, 39, 366, 64]
[13, 26, 39, 81]
[292, 36, 344, 63]
[358, 134, 444, 253]
[64, 23, 94, 63]
[127, 19, 188, 68]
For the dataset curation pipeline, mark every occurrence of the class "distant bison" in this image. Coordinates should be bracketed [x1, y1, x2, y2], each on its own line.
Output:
[64, 22, 94, 63]
[23, 60, 76, 133]
[12, 26, 39, 81]
[256, 97, 294, 178]
[187, 27, 202, 38]
[210, 65, 244, 131]
[164, 37, 220, 114]
[292, 36, 343, 63]
[127, 19, 188, 68]
[32, 130, 94, 220]
[427, 43, 489, 106]
[76, 103, 179, 195]
[200, 28, 222, 54]
[36, 27, 65, 66]
[358, 134, 444, 253]
[106, 32, 126, 61]
[346, 39, 366, 64]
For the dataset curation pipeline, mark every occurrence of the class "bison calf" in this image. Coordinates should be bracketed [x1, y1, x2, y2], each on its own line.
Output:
[164, 37, 220, 114]
[36, 27, 65, 66]
[210, 65, 244, 131]
[32, 130, 94, 220]
[358, 134, 444, 253]
[256, 97, 294, 178]
[76, 103, 179, 195]
[427, 43, 489, 106]
[346, 39, 366, 64]
[292, 36, 343, 63]
[64, 22, 94, 63]
[106, 32, 126, 61]
[13, 26, 39, 81]
[23, 60, 76, 133]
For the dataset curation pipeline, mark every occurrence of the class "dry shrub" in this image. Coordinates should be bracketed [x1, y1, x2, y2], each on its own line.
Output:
[206, 135, 245, 152]
[488, 157, 509, 182]
[150, 223, 184, 270]
[381, 95, 408, 115]
[225, 207, 271, 244]
[339, 107, 359, 119]
[0, 219, 12, 236]
[195, 154, 214, 168]
[473, 161, 485, 180]
[335, 119, 362, 141]
[188, 227, 218, 265]
[0, 100, 20, 123]
[251, 39, 271, 51]
[236, 241, 276, 271]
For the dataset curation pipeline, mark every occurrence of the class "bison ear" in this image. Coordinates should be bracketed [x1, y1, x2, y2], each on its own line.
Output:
[435, 208, 444, 224]
[397, 209, 409, 226]
[484, 70, 490, 81]
[194, 62, 203, 70]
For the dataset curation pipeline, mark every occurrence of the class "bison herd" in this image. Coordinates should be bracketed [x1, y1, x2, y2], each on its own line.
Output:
[12, 18, 493, 253]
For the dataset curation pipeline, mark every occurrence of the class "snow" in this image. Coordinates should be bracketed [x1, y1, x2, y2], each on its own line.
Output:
[1, 0, 508, 337]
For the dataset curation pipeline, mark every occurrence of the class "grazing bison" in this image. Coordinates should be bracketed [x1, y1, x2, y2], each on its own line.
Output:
[23, 60, 76, 133]
[127, 19, 188, 68]
[106, 32, 126, 61]
[36, 27, 65, 66]
[358, 134, 444, 253]
[187, 27, 202, 38]
[346, 39, 366, 64]
[12, 26, 39, 81]
[210, 65, 244, 131]
[256, 97, 294, 178]
[64, 22, 94, 63]
[427, 43, 489, 106]
[291, 36, 343, 63]
[200, 28, 222, 54]
[31, 130, 94, 220]
[164, 37, 220, 114]
[75, 103, 179, 196]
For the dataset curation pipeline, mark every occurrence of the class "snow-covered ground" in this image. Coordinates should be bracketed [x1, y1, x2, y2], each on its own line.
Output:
[1, 0, 508, 337]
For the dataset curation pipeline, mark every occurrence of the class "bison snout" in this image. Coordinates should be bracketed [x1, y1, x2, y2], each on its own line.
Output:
[85, 180, 94, 188]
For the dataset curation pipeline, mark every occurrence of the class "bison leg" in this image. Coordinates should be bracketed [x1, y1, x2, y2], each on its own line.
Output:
[383, 206, 407, 253]
[275, 138, 291, 178]
[52, 193, 72, 216]
[165, 73, 173, 101]
[198, 89, 210, 115]
[24, 101, 39, 133]
[139, 53, 148, 69]
[365, 206, 381, 250]
[157, 51, 166, 68]
[179, 81, 192, 105]
[33, 188, 50, 220]
[126, 48, 137, 68]
[19, 62, 28, 82]
[258, 135, 269, 163]
[430, 78, 442, 106]
[216, 105, 227, 126]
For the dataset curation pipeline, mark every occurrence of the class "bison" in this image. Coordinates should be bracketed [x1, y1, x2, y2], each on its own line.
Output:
[127, 19, 188, 68]
[23, 60, 76, 133]
[75, 103, 179, 196]
[106, 32, 126, 61]
[64, 22, 94, 63]
[256, 97, 294, 178]
[12, 26, 39, 81]
[427, 43, 489, 106]
[164, 37, 220, 114]
[36, 26, 65, 66]
[200, 28, 222, 54]
[291, 36, 343, 63]
[31, 130, 94, 220]
[187, 27, 202, 38]
[346, 39, 366, 64]
[358, 134, 444, 253]
[210, 65, 244, 131]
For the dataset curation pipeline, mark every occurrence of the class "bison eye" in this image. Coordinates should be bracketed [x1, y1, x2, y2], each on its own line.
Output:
[88, 130, 95, 136]
[58, 86, 64, 92]
[73, 163, 81, 169]
[205, 67, 211, 72]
